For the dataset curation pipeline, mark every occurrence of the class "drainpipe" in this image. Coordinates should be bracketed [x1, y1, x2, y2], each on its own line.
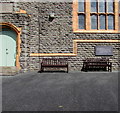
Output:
[38, 6, 42, 71]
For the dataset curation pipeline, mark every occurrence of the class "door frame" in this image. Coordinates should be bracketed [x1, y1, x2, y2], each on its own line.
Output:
[0, 22, 21, 69]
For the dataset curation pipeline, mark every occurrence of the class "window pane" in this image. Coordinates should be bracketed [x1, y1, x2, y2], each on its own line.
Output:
[78, 14, 85, 29]
[100, 15, 106, 29]
[91, 0, 97, 12]
[91, 15, 97, 29]
[99, 0, 105, 12]
[78, 0, 84, 12]
[107, 0, 114, 12]
[108, 15, 114, 29]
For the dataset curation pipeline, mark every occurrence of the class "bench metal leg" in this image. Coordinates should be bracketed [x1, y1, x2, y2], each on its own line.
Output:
[109, 66, 112, 72]
[41, 66, 43, 72]
[67, 65, 68, 73]
[108, 66, 112, 72]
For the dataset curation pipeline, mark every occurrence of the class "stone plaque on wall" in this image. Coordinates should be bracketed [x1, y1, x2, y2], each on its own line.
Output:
[0, 3, 13, 13]
[95, 46, 113, 56]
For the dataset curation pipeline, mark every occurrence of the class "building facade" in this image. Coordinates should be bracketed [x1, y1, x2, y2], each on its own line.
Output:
[0, 0, 120, 74]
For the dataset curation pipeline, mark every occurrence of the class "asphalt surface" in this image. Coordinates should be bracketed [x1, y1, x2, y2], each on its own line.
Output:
[2, 71, 118, 111]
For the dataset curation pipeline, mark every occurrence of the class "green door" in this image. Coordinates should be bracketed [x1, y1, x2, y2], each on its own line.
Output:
[0, 28, 17, 66]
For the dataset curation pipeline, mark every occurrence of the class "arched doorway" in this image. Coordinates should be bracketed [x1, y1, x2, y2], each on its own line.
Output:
[0, 22, 21, 69]
[0, 28, 17, 66]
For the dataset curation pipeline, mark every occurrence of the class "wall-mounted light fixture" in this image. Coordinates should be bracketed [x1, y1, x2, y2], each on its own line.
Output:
[49, 13, 55, 22]
[49, 13, 55, 18]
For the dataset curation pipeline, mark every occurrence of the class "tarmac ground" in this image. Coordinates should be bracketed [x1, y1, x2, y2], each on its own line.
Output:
[1, 71, 119, 112]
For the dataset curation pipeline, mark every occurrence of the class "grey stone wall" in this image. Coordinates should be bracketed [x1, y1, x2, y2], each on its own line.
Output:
[1, 2, 120, 72]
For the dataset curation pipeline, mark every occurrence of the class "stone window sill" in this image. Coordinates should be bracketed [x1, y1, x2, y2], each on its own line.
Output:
[73, 30, 120, 34]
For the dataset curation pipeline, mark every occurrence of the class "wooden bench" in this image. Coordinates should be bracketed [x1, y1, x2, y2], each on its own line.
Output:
[82, 58, 112, 72]
[40, 58, 68, 73]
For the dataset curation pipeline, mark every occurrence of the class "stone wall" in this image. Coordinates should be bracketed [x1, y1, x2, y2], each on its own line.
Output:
[1, 2, 120, 72]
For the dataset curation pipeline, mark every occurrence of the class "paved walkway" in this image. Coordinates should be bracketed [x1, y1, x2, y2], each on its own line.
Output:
[2, 71, 118, 111]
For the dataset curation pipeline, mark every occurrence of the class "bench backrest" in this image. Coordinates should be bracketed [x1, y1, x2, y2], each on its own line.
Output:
[42, 58, 68, 65]
[84, 58, 109, 63]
